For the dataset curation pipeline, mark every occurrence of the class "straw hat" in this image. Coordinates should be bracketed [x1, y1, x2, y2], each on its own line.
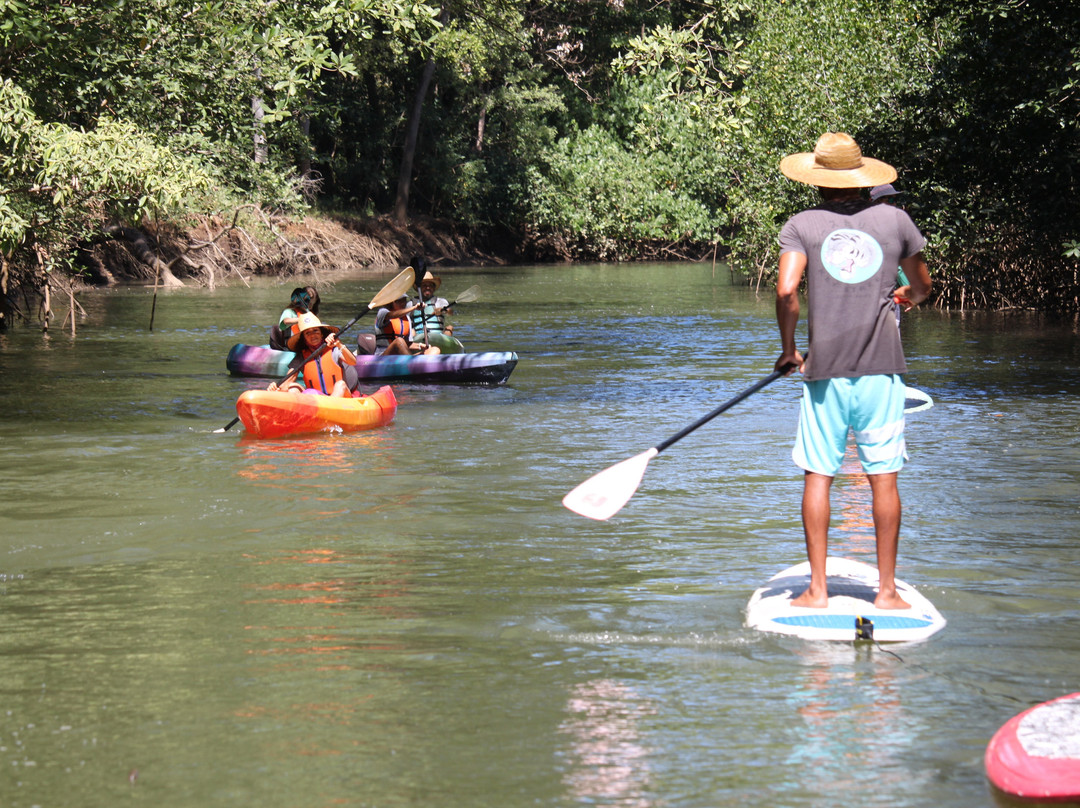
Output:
[287, 312, 338, 352]
[780, 132, 897, 189]
[418, 270, 441, 289]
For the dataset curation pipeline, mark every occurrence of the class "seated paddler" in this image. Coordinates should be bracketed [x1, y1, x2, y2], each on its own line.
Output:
[270, 286, 318, 350]
[372, 294, 440, 356]
[269, 312, 356, 397]
[410, 267, 464, 354]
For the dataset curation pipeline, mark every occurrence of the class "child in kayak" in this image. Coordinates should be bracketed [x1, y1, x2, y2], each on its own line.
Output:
[373, 295, 440, 356]
[270, 286, 321, 350]
[269, 312, 356, 396]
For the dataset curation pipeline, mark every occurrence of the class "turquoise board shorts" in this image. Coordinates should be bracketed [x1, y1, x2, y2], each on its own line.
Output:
[793, 374, 908, 476]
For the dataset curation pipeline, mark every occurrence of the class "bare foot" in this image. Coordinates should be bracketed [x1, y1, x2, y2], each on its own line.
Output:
[791, 588, 829, 609]
[874, 589, 911, 610]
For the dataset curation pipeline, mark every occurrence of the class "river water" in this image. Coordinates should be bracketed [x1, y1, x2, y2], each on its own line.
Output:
[0, 263, 1078, 807]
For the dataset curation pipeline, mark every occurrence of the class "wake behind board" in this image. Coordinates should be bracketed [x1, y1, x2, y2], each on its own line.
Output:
[985, 692, 1080, 802]
[746, 557, 946, 643]
[904, 385, 933, 413]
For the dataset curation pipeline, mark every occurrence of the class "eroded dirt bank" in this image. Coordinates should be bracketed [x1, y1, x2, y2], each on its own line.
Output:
[87, 212, 514, 289]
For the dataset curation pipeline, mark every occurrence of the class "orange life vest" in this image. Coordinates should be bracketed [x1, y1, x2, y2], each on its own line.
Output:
[299, 348, 344, 394]
[377, 314, 410, 347]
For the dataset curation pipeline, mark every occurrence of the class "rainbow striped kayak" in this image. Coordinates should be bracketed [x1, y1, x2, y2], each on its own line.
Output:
[235, 385, 397, 438]
[226, 343, 517, 385]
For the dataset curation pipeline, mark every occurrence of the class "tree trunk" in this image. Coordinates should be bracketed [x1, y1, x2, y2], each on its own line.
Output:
[298, 113, 311, 177]
[0, 255, 10, 330]
[252, 95, 267, 164]
[252, 62, 267, 165]
[475, 103, 486, 153]
[104, 225, 185, 287]
[394, 56, 437, 224]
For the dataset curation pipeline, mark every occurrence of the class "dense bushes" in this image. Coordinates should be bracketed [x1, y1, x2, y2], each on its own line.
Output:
[1, 0, 1078, 321]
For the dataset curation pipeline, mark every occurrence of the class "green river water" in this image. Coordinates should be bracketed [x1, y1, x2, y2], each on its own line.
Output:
[1, 262, 1078, 807]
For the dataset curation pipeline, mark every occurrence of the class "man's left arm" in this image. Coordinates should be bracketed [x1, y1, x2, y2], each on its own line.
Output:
[895, 252, 931, 309]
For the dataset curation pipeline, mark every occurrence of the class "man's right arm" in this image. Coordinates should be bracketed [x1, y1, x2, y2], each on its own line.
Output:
[776, 250, 806, 370]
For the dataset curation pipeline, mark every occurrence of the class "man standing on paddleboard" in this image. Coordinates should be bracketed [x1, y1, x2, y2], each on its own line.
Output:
[773, 132, 933, 610]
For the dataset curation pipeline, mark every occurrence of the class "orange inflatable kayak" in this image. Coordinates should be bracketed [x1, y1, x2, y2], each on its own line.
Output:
[235, 385, 398, 438]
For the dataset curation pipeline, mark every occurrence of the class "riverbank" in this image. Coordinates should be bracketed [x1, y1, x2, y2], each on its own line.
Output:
[0, 211, 516, 332]
[94, 211, 516, 288]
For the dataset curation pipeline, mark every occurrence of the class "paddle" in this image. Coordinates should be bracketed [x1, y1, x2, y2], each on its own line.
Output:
[445, 285, 480, 308]
[562, 362, 800, 520]
[215, 266, 417, 433]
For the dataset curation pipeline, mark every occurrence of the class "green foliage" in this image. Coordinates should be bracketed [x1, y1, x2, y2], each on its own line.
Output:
[877, 0, 1080, 311]
[0, 0, 1076, 313]
[524, 120, 714, 259]
[0, 0, 439, 275]
[716, 0, 936, 275]
[0, 77, 218, 273]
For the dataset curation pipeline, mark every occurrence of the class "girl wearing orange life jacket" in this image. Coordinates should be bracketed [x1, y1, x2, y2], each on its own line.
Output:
[268, 313, 356, 396]
[373, 295, 440, 356]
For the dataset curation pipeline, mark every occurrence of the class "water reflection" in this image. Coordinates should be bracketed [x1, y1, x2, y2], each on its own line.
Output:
[559, 679, 656, 807]
[239, 544, 416, 669]
[787, 643, 929, 802]
[229, 541, 420, 773]
[831, 445, 877, 558]
[234, 432, 417, 517]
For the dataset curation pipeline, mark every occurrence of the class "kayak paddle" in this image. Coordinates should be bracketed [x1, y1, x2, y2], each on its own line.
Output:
[445, 285, 480, 308]
[215, 266, 418, 433]
[562, 363, 799, 520]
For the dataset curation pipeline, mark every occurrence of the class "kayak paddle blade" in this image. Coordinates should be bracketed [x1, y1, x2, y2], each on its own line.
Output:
[450, 285, 481, 306]
[369, 267, 419, 309]
[562, 448, 659, 521]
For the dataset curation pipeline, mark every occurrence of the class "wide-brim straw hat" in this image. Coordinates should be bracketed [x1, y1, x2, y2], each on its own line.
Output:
[780, 132, 897, 189]
[287, 311, 338, 352]
[417, 270, 441, 289]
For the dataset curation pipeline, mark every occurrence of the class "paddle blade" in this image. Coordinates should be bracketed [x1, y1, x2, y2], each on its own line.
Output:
[369, 267, 419, 309]
[562, 448, 659, 521]
[450, 285, 480, 305]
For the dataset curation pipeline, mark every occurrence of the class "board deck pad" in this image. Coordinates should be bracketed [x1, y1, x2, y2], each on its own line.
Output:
[746, 557, 946, 642]
[985, 692, 1080, 801]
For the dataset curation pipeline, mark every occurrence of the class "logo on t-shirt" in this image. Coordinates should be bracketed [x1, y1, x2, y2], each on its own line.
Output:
[820, 229, 883, 284]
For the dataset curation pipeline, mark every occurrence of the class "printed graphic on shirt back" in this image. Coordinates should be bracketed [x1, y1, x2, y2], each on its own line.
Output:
[820, 229, 883, 284]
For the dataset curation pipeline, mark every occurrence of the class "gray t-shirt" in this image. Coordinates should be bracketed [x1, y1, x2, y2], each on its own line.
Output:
[778, 202, 926, 381]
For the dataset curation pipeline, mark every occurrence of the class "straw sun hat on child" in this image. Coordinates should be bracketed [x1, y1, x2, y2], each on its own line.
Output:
[780, 132, 897, 189]
[287, 312, 339, 352]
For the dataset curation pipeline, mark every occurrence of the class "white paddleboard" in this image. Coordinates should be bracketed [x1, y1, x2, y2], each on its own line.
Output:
[903, 386, 933, 413]
[746, 557, 946, 643]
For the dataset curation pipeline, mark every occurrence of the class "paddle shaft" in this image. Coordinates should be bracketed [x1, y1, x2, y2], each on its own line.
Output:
[653, 367, 788, 454]
[562, 361, 801, 520]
